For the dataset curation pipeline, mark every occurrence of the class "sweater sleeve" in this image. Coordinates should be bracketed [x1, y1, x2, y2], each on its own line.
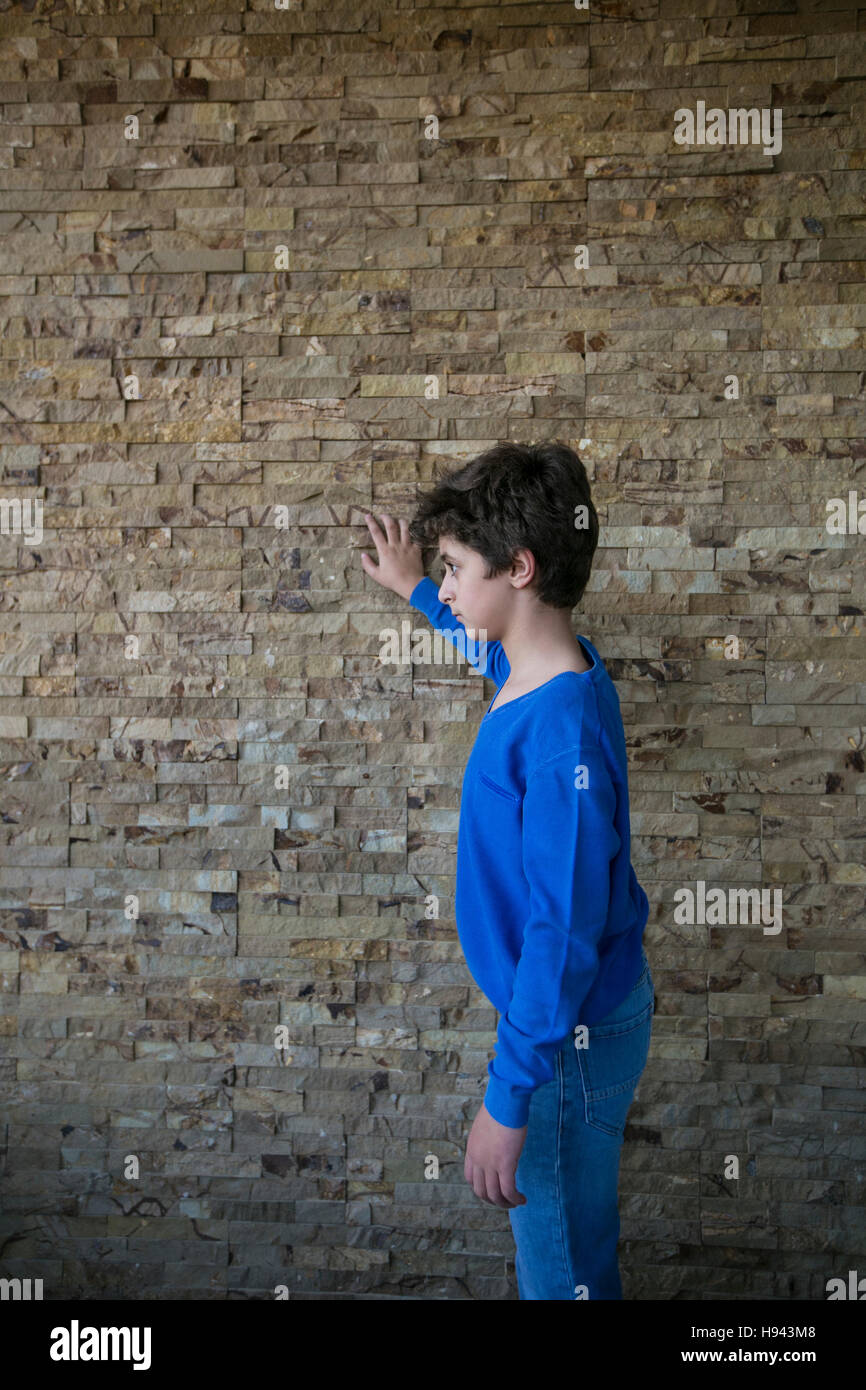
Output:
[482, 737, 622, 1129]
[408, 577, 510, 686]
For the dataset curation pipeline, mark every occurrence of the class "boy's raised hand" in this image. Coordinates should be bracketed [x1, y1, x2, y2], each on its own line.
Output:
[360, 512, 425, 601]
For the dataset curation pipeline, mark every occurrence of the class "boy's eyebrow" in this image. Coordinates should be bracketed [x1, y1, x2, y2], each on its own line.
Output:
[438, 550, 458, 565]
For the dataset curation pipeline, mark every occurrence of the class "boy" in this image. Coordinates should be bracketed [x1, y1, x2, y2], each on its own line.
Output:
[360, 441, 653, 1301]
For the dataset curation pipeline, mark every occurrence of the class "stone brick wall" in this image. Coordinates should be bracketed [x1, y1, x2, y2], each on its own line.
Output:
[1, 0, 864, 1301]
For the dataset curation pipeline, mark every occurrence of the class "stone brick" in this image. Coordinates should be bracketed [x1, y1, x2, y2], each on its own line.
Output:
[0, 0, 864, 1305]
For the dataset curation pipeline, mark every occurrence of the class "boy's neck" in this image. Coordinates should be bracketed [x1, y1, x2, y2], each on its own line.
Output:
[498, 603, 585, 683]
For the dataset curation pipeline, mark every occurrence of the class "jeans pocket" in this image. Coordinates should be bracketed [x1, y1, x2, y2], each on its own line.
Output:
[576, 984, 653, 1138]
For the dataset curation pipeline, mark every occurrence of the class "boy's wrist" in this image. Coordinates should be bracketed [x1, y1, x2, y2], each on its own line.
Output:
[484, 1073, 532, 1129]
[401, 576, 425, 601]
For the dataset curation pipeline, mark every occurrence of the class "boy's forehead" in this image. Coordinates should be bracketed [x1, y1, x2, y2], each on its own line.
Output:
[438, 537, 466, 560]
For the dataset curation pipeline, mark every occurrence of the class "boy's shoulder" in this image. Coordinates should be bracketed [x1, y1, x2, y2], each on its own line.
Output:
[507, 672, 605, 769]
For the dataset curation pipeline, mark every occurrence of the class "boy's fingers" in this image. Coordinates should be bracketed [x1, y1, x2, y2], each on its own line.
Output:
[365, 512, 414, 558]
[466, 1159, 489, 1205]
[499, 1175, 525, 1208]
[486, 1171, 511, 1210]
[381, 514, 399, 546]
[466, 1161, 511, 1209]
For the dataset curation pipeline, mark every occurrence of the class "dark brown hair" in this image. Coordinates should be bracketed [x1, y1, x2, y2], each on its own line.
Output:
[408, 440, 599, 610]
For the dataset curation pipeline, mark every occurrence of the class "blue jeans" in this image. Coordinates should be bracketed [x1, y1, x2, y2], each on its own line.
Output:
[508, 950, 654, 1300]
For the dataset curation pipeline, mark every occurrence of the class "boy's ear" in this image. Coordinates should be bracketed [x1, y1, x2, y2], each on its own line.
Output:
[509, 547, 537, 587]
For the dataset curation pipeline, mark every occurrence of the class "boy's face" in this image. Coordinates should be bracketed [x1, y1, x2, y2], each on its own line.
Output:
[436, 535, 518, 642]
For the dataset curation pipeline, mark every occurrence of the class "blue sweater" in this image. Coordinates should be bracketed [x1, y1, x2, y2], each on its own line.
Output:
[408, 578, 649, 1129]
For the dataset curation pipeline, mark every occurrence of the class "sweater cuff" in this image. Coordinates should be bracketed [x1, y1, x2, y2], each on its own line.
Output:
[483, 1071, 533, 1129]
[408, 576, 434, 610]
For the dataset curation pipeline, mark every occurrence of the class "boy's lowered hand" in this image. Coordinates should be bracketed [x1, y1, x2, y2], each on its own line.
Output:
[465, 1103, 528, 1210]
[360, 512, 425, 601]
